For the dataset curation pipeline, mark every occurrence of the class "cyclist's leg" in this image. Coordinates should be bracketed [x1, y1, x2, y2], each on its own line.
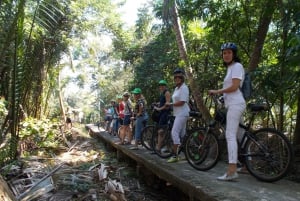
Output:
[142, 112, 148, 128]
[126, 124, 133, 144]
[156, 128, 164, 151]
[156, 112, 169, 151]
[109, 119, 114, 134]
[135, 117, 144, 145]
[122, 115, 131, 144]
[168, 116, 188, 162]
[222, 103, 246, 177]
[114, 118, 119, 136]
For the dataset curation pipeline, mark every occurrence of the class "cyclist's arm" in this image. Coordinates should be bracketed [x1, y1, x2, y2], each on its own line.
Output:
[157, 91, 172, 111]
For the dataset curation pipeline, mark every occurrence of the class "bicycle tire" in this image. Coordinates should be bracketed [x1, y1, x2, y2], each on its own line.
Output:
[185, 129, 220, 171]
[152, 128, 173, 158]
[141, 125, 155, 151]
[244, 128, 294, 182]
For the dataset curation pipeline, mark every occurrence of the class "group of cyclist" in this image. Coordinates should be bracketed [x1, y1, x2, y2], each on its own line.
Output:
[154, 42, 246, 181]
[104, 87, 150, 149]
[105, 42, 248, 182]
[153, 69, 191, 163]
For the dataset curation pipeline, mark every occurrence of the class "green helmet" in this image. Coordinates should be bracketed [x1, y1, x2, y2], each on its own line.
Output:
[131, 88, 142, 94]
[158, 80, 167, 86]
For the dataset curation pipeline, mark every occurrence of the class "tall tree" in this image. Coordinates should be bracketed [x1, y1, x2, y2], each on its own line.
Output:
[0, 0, 71, 165]
[162, 0, 211, 119]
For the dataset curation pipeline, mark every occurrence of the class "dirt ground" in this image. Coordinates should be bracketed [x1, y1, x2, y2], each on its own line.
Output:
[1, 125, 174, 201]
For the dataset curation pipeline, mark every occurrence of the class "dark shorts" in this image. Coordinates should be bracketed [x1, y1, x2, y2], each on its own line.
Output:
[119, 117, 124, 125]
[123, 115, 131, 126]
[158, 111, 169, 128]
[105, 116, 112, 122]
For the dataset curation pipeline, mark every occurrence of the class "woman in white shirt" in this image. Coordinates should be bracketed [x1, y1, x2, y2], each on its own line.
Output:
[166, 68, 190, 163]
[209, 42, 246, 181]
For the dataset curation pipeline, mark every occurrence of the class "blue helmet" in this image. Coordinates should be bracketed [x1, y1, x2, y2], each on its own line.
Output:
[221, 42, 238, 52]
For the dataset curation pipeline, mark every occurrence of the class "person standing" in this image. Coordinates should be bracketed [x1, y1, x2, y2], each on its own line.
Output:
[119, 92, 133, 145]
[153, 80, 172, 152]
[117, 95, 125, 129]
[104, 106, 112, 132]
[208, 42, 246, 181]
[130, 88, 148, 150]
[166, 68, 190, 163]
[66, 115, 72, 129]
[109, 100, 119, 135]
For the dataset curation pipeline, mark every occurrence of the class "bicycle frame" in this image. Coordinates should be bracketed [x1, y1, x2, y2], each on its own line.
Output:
[239, 130, 269, 160]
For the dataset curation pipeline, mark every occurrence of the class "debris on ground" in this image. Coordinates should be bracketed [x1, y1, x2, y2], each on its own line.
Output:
[1, 127, 128, 201]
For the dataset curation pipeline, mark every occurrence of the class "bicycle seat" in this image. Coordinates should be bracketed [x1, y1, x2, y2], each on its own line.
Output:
[247, 103, 269, 112]
[189, 111, 202, 118]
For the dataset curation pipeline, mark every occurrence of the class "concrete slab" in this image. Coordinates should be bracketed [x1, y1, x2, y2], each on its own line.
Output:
[87, 124, 300, 201]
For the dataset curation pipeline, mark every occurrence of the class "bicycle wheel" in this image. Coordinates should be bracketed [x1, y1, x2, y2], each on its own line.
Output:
[185, 129, 220, 171]
[244, 128, 293, 182]
[152, 129, 173, 158]
[141, 125, 155, 150]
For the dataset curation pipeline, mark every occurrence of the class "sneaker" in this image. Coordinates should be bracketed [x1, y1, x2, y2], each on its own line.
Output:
[167, 156, 178, 163]
[217, 172, 238, 181]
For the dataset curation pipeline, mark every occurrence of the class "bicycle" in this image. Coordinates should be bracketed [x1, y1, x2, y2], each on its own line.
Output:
[185, 95, 294, 182]
[140, 103, 167, 151]
[141, 124, 157, 151]
[151, 111, 203, 159]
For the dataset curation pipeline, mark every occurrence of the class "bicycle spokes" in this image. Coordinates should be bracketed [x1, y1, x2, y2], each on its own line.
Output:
[185, 130, 220, 171]
[244, 129, 293, 182]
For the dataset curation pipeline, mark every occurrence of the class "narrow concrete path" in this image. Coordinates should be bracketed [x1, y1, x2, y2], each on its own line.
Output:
[87, 124, 300, 201]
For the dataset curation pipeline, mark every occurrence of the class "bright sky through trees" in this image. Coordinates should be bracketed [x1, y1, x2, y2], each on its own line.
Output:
[116, 0, 149, 26]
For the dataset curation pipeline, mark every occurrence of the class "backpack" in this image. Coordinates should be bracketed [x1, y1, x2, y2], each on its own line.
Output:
[240, 72, 253, 100]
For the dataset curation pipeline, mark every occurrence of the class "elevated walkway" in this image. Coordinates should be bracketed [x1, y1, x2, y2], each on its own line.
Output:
[87, 124, 300, 201]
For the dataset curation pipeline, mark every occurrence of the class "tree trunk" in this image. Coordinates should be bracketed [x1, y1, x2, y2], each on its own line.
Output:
[168, 0, 211, 120]
[248, 0, 277, 72]
[294, 88, 300, 146]
[58, 73, 66, 124]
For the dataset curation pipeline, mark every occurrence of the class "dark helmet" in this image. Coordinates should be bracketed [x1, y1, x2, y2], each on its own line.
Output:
[173, 68, 185, 80]
[221, 42, 238, 52]
[173, 68, 185, 75]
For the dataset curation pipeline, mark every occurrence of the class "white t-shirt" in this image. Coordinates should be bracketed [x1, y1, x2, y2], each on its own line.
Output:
[223, 62, 245, 107]
[172, 83, 190, 116]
